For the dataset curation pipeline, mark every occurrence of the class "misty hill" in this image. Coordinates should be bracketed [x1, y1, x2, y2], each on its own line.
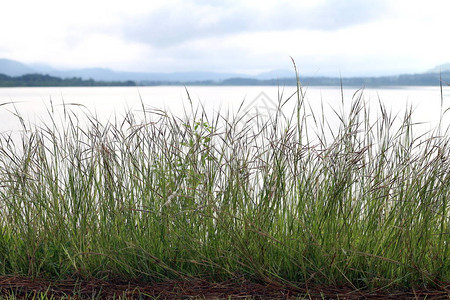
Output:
[41, 67, 251, 82]
[254, 69, 295, 80]
[1, 58, 450, 86]
[0, 59, 36, 77]
[223, 72, 450, 86]
[428, 63, 450, 73]
[0, 58, 255, 82]
[140, 71, 450, 87]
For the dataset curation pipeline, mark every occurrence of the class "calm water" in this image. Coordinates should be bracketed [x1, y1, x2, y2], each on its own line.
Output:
[1, 86, 449, 135]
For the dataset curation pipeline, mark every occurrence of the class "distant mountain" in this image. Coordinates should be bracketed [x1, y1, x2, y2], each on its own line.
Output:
[28, 63, 60, 74]
[428, 63, 450, 73]
[1, 58, 450, 87]
[255, 69, 294, 80]
[0, 59, 36, 76]
[46, 69, 249, 82]
[218, 71, 450, 86]
[0, 58, 249, 82]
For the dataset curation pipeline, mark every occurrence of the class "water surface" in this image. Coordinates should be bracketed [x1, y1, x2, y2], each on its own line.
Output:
[0, 86, 449, 135]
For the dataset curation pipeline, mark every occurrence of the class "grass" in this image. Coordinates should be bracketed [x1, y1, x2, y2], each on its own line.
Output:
[0, 74, 448, 297]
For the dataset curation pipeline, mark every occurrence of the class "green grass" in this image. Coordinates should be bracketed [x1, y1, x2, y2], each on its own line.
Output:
[0, 76, 448, 295]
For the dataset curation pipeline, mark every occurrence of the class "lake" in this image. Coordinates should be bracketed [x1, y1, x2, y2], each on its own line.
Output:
[1, 85, 449, 136]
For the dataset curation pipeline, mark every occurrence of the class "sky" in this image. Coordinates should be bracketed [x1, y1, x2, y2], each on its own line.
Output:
[1, 0, 449, 76]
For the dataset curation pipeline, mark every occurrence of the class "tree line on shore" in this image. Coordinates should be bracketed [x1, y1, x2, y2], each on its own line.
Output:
[1, 71, 450, 87]
[0, 73, 136, 87]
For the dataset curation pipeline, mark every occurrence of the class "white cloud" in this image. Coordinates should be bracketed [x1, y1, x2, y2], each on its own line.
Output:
[0, 0, 449, 75]
[122, 0, 389, 47]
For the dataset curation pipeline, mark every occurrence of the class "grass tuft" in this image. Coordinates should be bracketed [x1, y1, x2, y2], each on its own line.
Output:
[0, 84, 448, 294]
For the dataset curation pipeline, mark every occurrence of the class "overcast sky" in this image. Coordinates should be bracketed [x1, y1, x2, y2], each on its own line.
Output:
[1, 0, 449, 76]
